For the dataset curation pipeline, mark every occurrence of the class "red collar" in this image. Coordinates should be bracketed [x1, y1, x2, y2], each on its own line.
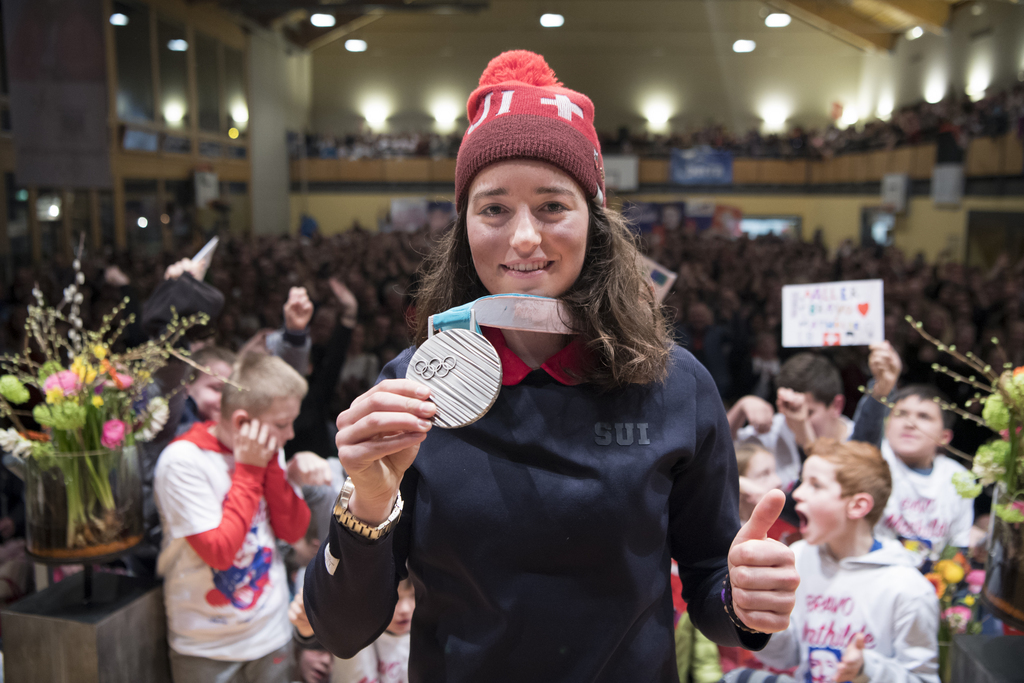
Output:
[481, 327, 591, 386]
[174, 421, 233, 454]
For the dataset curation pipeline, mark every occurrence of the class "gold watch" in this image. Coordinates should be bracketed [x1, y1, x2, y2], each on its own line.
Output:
[333, 478, 403, 541]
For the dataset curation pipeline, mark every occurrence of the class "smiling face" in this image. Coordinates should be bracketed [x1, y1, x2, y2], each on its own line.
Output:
[466, 160, 589, 298]
[792, 456, 852, 547]
[886, 394, 950, 468]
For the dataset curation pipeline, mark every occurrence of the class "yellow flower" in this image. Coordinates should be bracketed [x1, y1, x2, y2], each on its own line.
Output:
[45, 387, 64, 404]
[136, 370, 151, 385]
[936, 559, 966, 585]
[964, 595, 976, 606]
[93, 345, 108, 360]
[91, 395, 104, 408]
[71, 357, 98, 384]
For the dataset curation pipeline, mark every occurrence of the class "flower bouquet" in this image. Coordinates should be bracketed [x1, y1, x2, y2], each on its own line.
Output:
[0, 258, 206, 561]
[905, 315, 1024, 630]
[925, 549, 983, 680]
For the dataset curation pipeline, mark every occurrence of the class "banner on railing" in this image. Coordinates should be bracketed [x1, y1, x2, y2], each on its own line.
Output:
[670, 147, 733, 185]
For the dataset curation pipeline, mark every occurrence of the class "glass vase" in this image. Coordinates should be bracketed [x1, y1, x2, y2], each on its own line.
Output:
[24, 445, 143, 562]
[982, 482, 1024, 630]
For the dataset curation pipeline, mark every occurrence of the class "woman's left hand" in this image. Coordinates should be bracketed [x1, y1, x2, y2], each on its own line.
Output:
[727, 489, 800, 634]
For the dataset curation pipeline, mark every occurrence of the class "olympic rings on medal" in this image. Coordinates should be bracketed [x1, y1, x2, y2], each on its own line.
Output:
[413, 355, 457, 380]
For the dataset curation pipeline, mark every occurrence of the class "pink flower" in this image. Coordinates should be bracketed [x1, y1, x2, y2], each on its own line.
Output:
[43, 370, 81, 396]
[100, 419, 126, 449]
[1012, 501, 1024, 515]
[103, 372, 132, 391]
[967, 569, 986, 594]
[943, 605, 973, 634]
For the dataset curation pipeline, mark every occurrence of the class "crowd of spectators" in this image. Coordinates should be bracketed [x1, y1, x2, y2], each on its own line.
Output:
[3, 222, 1019, 453]
[293, 83, 1024, 162]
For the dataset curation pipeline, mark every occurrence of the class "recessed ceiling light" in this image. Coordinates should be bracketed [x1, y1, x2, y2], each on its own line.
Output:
[540, 13, 564, 28]
[310, 13, 336, 28]
[109, 13, 128, 26]
[733, 39, 756, 53]
[167, 39, 188, 52]
[906, 26, 924, 40]
[345, 39, 367, 52]
[765, 13, 791, 27]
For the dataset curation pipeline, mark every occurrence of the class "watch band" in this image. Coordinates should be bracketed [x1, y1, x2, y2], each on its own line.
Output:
[721, 574, 764, 635]
[333, 478, 404, 541]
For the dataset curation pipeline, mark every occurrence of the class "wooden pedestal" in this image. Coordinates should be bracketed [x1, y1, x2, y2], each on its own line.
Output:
[1, 572, 170, 683]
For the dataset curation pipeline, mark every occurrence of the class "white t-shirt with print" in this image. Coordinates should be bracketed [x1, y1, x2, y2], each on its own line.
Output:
[154, 440, 292, 661]
[875, 440, 974, 569]
[331, 631, 410, 683]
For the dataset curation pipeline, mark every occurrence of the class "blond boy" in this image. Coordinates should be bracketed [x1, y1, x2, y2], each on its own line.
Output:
[728, 440, 939, 683]
[155, 354, 320, 683]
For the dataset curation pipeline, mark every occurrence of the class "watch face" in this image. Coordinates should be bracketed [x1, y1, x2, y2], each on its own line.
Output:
[407, 328, 502, 429]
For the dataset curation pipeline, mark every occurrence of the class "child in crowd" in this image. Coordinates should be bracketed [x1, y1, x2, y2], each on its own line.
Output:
[730, 353, 854, 491]
[725, 439, 940, 683]
[874, 385, 974, 570]
[155, 353, 315, 683]
[289, 579, 414, 683]
[179, 346, 236, 433]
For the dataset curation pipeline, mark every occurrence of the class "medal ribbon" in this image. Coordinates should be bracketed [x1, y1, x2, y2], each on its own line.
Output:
[428, 294, 573, 337]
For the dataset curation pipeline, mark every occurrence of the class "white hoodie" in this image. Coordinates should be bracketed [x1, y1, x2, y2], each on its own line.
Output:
[755, 538, 939, 683]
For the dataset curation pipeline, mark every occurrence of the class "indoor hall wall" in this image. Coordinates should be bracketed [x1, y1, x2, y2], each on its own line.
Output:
[250, 30, 311, 235]
[288, 191, 1024, 264]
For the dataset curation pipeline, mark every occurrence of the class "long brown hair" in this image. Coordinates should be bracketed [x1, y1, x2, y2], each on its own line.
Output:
[414, 199, 672, 390]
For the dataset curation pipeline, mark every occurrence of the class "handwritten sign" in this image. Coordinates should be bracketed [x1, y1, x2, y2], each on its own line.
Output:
[782, 279, 884, 348]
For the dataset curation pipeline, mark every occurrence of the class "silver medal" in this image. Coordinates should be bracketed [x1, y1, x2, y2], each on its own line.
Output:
[407, 328, 502, 429]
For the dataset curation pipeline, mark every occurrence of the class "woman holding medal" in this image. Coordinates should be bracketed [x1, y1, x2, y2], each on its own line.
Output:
[305, 51, 798, 682]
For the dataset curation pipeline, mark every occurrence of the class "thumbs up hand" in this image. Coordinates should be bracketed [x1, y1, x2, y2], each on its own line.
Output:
[836, 633, 866, 682]
[727, 489, 800, 634]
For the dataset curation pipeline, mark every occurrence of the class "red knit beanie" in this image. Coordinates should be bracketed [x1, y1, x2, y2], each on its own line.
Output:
[455, 50, 605, 209]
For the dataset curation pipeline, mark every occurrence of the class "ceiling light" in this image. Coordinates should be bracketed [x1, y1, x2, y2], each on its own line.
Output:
[164, 101, 185, 124]
[876, 95, 894, 120]
[138, 217, 148, 228]
[840, 106, 859, 128]
[765, 13, 791, 27]
[760, 100, 790, 132]
[310, 13, 336, 28]
[230, 103, 249, 123]
[345, 39, 367, 52]
[924, 80, 945, 104]
[363, 100, 390, 130]
[431, 101, 460, 132]
[906, 26, 924, 40]
[47, 204, 59, 218]
[642, 100, 673, 132]
[167, 39, 188, 52]
[733, 40, 756, 53]
[109, 13, 128, 26]
[540, 13, 564, 28]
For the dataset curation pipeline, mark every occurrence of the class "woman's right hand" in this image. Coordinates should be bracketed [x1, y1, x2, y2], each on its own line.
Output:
[335, 379, 435, 525]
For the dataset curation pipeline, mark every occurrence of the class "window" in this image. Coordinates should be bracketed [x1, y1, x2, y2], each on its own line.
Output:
[195, 33, 220, 132]
[158, 19, 189, 129]
[224, 46, 246, 136]
[113, 1, 154, 122]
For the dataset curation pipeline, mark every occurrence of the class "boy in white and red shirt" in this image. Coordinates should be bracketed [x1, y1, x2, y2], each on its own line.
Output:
[156, 353, 321, 683]
[725, 439, 939, 683]
[874, 385, 973, 571]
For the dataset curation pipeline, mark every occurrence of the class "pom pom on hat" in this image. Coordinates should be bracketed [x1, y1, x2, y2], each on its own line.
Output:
[478, 50, 562, 88]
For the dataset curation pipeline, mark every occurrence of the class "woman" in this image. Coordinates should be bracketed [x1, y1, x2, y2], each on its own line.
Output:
[305, 51, 797, 682]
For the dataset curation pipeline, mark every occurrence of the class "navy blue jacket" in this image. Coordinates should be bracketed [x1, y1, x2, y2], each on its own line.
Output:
[305, 344, 767, 682]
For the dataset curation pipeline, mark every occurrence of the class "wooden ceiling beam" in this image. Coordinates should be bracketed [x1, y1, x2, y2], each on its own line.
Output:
[875, 0, 950, 32]
[767, 0, 896, 53]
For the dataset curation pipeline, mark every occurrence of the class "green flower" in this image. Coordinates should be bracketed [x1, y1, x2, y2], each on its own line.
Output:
[32, 402, 87, 431]
[983, 394, 1011, 432]
[0, 375, 29, 404]
[995, 503, 1024, 524]
[952, 471, 983, 499]
[37, 361, 63, 385]
[973, 439, 1010, 486]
